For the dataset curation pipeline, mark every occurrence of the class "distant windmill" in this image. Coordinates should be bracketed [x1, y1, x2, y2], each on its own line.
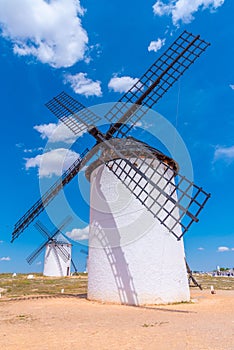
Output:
[12, 31, 211, 304]
[27, 217, 78, 276]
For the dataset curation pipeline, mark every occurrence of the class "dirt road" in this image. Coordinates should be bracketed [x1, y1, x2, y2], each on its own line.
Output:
[0, 290, 233, 350]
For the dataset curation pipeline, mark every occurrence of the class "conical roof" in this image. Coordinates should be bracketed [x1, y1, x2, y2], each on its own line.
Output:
[51, 233, 71, 245]
[85, 136, 178, 181]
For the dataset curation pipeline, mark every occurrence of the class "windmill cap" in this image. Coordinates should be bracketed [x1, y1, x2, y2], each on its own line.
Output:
[85, 137, 178, 181]
[49, 233, 71, 245]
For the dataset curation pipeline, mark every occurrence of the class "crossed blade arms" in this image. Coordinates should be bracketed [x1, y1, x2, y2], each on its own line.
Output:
[27, 218, 78, 273]
[12, 30, 210, 242]
[27, 217, 72, 264]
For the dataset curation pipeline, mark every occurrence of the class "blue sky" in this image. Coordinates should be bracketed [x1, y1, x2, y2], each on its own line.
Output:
[0, 0, 233, 273]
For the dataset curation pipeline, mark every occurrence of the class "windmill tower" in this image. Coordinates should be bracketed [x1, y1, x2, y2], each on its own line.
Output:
[27, 218, 78, 277]
[12, 31, 210, 305]
[86, 138, 190, 304]
[43, 233, 71, 277]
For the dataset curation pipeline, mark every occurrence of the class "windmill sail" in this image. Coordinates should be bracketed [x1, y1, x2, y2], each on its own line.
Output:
[55, 238, 71, 262]
[47, 32, 210, 141]
[105, 31, 210, 138]
[88, 137, 210, 239]
[11, 149, 88, 242]
[34, 220, 52, 239]
[71, 258, 78, 273]
[27, 239, 49, 265]
[45, 91, 101, 135]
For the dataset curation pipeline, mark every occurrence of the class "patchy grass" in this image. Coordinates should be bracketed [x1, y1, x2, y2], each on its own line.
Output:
[0, 273, 87, 299]
[0, 273, 233, 300]
[191, 274, 234, 290]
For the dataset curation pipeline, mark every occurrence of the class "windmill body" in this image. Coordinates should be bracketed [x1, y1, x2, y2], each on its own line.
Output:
[43, 240, 72, 277]
[86, 139, 189, 305]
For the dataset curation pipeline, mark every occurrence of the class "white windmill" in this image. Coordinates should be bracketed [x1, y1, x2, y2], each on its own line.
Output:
[43, 233, 72, 277]
[86, 138, 191, 304]
[12, 31, 210, 305]
[27, 218, 77, 277]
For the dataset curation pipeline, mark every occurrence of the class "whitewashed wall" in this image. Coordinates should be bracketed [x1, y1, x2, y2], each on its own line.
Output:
[43, 243, 72, 277]
[87, 158, 190, 305]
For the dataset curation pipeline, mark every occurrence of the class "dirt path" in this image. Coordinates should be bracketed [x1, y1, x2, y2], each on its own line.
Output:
[0, 290, 233, 350]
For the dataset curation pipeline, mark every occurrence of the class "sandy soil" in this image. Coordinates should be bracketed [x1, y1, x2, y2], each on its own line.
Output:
[0, 290, 233, 350]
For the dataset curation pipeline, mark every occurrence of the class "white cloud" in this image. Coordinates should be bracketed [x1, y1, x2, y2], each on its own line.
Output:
[0, 256, 11, 261]
[229, 84, 234, 90]
[153, 0, 172, 16]
[217, 246, 230, 252]
[25, 148, 79, 178]
[135, 121, 143, 127]
[23, 147, 44, 153]
[34, 122, 78, 144]
[66, 225, 89, 241]
[153, 0, 225, 25]
[148, 38, 166, 52]
[0, 0, 88, 68]
[16, 143, 24, 149]
[64, 73, 102, 97]
[108, 76, 139, 93]
[198, 247, 205, 251]
[214, 145, 234, 162]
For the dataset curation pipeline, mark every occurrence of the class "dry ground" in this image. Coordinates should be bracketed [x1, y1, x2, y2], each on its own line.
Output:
[0, 289, 233, 350]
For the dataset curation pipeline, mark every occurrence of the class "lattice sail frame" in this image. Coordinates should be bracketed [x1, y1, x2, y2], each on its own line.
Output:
[105, 31, 210, 138]
[11, 149, 89, 242]
[95, 138, 210, 240]
[45, 91, 101, 135]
